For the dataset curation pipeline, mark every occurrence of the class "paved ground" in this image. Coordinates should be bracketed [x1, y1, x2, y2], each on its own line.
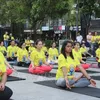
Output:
[6, 65, 100, 100]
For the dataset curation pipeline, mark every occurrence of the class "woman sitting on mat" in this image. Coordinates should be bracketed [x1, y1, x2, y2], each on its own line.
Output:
[28, 41, 36, 54]
[28, 39, 52, 74]
[48, 42, 58, 64]
[0, 41, 7, 56]
[0, 52, 13, 99]
[96, 44, 100, 68]
[7, 40, 17, 61]
[72, 42, 90, 71]
[17, 43, 30, 67]
[42, 42, 48, 54]
[56, 41, 96, 89]
[80, 42, 92, 61]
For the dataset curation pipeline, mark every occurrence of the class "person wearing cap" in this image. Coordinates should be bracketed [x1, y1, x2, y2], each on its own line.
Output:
[28, 40, 36, 54]
[25, 37, 31, 50]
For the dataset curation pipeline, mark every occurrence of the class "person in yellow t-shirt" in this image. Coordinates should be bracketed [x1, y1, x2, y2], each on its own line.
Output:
[56, 41, 96, 89]
[42, 42, 48, 59]
[3, 32, 9, 48]
[8, 33, 15, 45]
[29, 39, 52, 74]
[28, 41, 36, 54]
[7, 40, 17, 61]
[17, 43, 30, 67]
[42, 42, 48, 53]
[73, 42, 90, 71]
[0, 52, 13, 99]
[0, 41, 7, 56]
[80, 42, 92, 60]
[25, 37, 31, 50]
[48, 42, 58, 64]
[96, 44, 100, 68]
[98, 36, 100, 44]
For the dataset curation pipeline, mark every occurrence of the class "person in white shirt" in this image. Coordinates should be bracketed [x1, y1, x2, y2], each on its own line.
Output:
[76, 33, 83, 43]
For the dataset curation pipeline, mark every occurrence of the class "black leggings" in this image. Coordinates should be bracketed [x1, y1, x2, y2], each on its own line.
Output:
[17, 62, 30, 67]
[0, 86, 13, 100]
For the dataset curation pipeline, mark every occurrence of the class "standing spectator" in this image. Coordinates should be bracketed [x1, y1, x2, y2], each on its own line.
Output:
[76, 33, 83, 43]
[3, 32, 9, 48]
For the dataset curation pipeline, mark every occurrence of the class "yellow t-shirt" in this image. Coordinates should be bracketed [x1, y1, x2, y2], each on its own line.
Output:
[7, 45, 17, 57]
[0, 46, 6, 54]
[3, 34, 9, 40]
[98, 36, 100, 44]
[80, 47, 87, 54]
[25, 40, 30, 46]
[96, 48, 100, 62]
[28, 46, 36, 53]
[42, 46, 48, 53]
[48, 48, 58, 60]
[72, 49, 82, 65]
[56, 54, 77, 80]
[91, 36, 95, 43]
[0, 52, 6, 74]
[11, 36, 14, 40]
[17, 48, 28, 62]
[30, 49, 46, 66]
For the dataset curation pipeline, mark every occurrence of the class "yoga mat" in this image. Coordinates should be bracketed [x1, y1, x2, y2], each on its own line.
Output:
[8, 61, 17, 66]
[52, 67, 58, 69]
[77, 70, 100, 74]
[17, 65, 29, 68]
[17, 69, 55, 77]
[17, 69, 100, 79]
[34, 80, 100, 98]
[91, 76, 100, 81]
[86, 57, 97, 62]
[7, 76, 26, 82]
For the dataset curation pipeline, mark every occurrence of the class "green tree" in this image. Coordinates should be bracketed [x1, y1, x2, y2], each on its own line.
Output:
[79, 0, 100, 38]
[0, 0, 69, 40]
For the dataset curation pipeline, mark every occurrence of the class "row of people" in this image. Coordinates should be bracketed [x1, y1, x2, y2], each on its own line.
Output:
[1, 39, 100, 74]
[0, 40, 93, 66]
[0, 40, 59, 64]
[0, 40, 97, 100]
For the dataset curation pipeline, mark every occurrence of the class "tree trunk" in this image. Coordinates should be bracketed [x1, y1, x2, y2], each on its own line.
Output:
[11, 22, 24, 39]
[80, 13, 91, 39]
